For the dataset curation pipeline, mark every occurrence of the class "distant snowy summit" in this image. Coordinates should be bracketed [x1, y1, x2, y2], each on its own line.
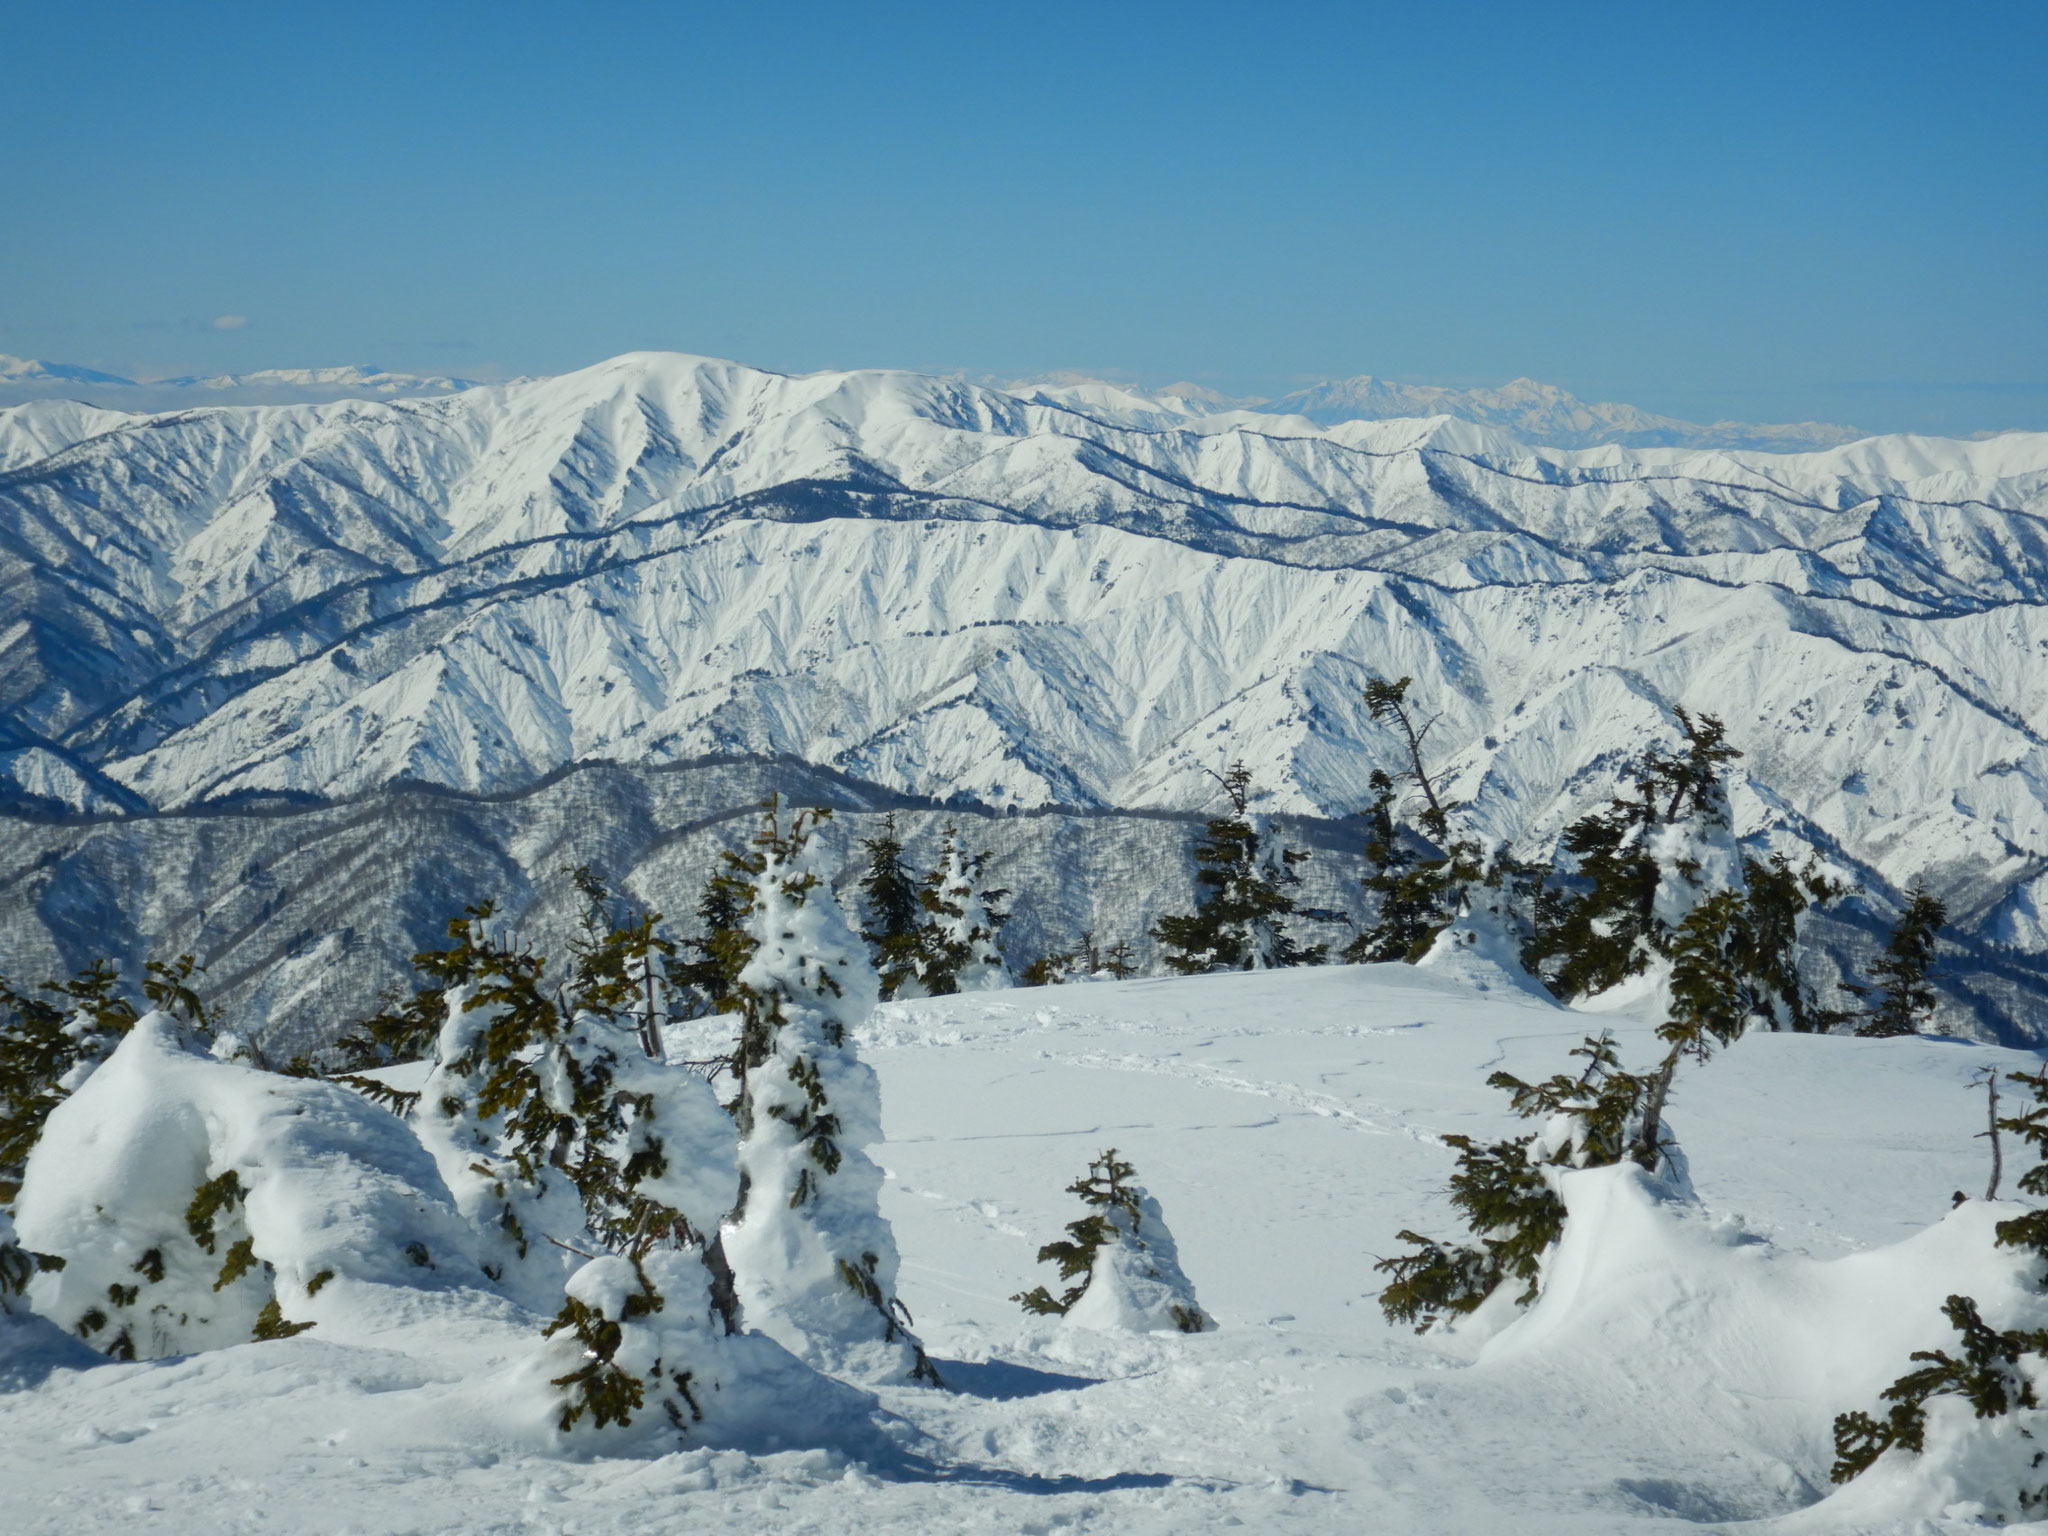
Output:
[995, 368, 1864, 452]
[1265, 374, 1861, 453]
[3, 349, 1857, 451]
[0, 355, 495, 409]
[0, 355, 137, 387]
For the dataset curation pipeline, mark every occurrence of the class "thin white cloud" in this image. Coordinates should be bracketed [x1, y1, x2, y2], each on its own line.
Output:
[211, 314, 249, 331]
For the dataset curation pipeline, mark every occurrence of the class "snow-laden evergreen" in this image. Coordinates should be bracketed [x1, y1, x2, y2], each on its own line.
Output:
[720, 802, 940, 1385]
[1014, 1150, 1212, 1334]
[911, 827, 1009, 995]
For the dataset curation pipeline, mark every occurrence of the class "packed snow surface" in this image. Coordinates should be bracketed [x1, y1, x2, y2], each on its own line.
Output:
[1, 961, 2034, 1533]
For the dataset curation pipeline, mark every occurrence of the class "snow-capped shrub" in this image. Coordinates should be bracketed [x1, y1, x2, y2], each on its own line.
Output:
[1378, 1032, 1679, 1332]
[1826, 1064, 2048, 1515]
[12, 1010, 483, 1360]
[721, 799, 941, 1385]
[1013, 1149, 1212, 1334]
[1831, 1293, 2048, 1485]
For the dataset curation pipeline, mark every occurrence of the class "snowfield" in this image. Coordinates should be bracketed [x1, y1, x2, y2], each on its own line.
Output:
[2, 959, 2034, 1534]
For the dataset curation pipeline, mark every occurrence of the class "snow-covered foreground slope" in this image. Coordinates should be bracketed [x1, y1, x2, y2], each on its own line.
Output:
[1, 963, 2032, 1534]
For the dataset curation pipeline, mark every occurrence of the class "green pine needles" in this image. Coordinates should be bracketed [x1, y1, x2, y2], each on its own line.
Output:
[1831, 1294, 2048, 1487]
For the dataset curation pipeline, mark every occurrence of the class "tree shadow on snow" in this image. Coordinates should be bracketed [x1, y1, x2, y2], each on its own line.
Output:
[873, 1456, 1194, 1495]
[930, 1357, 1102, 1400]
[0, 1313, 106, 1392]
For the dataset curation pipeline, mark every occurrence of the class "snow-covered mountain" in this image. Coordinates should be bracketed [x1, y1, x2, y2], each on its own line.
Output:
[0, 357, 489, 409]
[1257, 373, 1863, 451]
[0, 355, 137, 388]
[2, 349, 2046, 1018]
[149, 363, 490, 395]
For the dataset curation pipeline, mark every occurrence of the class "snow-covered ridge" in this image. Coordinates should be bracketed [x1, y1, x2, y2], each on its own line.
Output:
[1, 350, 2046, 956]
[6, 351, 1868, 449]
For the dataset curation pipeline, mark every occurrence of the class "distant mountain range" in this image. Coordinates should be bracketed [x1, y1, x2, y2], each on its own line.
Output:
[0, 356, 492, 408]
[1, 351, 1862, 451]
[2, 349, 2045, 1042]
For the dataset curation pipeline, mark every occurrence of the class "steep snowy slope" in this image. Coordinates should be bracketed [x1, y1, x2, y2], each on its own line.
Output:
[0, 962, 2032, 1533]
[2, 350, 2045, 964]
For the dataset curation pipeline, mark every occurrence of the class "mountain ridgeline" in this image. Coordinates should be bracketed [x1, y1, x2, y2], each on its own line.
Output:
[1, 351, 2046, 1043]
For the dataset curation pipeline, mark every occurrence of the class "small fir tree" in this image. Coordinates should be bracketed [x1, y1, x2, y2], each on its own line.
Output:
[672, 857, 757, 1014]
[1152, 763, 1324, 973]
[1013, 1149, 1211, 1333]
[1343, 769, 1459, 963]
[1363, 675, 1454, 843]
[1844, 886, 1946, 1038]
[910, 827, 1010, 995]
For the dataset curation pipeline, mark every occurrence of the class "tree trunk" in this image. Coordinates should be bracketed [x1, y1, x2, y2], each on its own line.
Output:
[1632, 1050, 1680, 1173]
[701, 1229, 743, 1336]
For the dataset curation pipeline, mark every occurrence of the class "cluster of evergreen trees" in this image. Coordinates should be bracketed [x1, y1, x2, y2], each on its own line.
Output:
[1361, 680, 1955, 1335]
[0, 796, 959, 1440]
[1135, 679, 1944, 1048]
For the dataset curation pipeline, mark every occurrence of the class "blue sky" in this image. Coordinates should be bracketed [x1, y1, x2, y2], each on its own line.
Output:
[3, 0, 2042, 434]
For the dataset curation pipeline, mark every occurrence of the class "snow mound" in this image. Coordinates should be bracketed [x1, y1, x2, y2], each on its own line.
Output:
[14, 1012, 488, 1357]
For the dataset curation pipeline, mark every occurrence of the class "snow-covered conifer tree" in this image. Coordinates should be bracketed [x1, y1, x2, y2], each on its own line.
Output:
[719, 797, 941, 1385]
[1377, 1032, 1674, 1333]
[1526, 711, 1842, 1030]
[1, 956, 220, 1188]
[344, 877, 838, 1438]
[910, 826, 1010, 995]
[1012, 1149, 1211, 1333]
[1153, 763, 1324, 973]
